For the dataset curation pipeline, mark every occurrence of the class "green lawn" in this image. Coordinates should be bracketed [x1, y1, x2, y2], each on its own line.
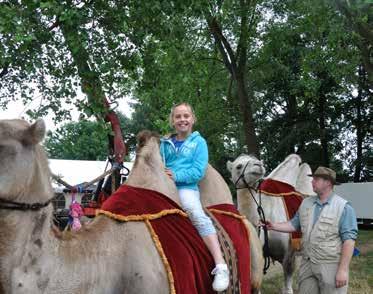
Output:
[349, 229, 373, 294]
[261, 229, 373, 294]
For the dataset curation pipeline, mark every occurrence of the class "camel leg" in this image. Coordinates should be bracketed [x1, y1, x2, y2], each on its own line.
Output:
[243, 219, 264, 293]
[281, 249, 296, 294]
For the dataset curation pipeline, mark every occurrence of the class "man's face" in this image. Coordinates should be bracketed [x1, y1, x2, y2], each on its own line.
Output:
[312, 176, 332, 195]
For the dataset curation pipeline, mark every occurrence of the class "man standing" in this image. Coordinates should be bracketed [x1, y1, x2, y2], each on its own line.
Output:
[264, 166, 358, 294]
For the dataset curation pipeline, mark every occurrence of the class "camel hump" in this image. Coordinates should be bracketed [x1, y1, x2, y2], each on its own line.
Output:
[199, 165, 234, 207]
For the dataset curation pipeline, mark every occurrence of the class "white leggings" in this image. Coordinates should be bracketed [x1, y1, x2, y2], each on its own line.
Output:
[178, 189, 216, 237]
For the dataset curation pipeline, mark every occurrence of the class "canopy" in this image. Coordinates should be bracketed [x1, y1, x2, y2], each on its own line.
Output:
[49, 159, 133, 192]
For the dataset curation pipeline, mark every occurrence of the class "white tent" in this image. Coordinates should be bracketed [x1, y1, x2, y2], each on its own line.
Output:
[49, 159, 133, 192]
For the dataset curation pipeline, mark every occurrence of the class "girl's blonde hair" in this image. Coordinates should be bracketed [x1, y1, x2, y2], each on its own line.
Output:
[168, 102, 197, 128]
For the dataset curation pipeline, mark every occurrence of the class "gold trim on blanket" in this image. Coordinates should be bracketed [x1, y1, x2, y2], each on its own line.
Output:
[96, 209, 180, 294]
[96, 208, 188, 221]
[207, 209, 246, 220]
[145, 219, 176, 294]
[259, 190, 303, 197]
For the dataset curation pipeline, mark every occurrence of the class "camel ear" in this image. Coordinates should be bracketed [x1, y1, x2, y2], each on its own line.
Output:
[23, 119, 46, 145]
[226, 160, 233, 172]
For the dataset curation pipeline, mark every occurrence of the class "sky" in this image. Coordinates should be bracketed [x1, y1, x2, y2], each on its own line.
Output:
[1, 96, 134, 132]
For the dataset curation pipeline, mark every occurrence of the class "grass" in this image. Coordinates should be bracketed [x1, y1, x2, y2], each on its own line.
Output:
[261, 229, 373, 294]
[349, 229, 373, 294]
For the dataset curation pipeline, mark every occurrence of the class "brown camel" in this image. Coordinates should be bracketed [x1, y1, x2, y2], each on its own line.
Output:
[0, 119, 263, 293]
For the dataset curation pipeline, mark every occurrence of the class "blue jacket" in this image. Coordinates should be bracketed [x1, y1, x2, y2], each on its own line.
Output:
[160, 131, 208, 191]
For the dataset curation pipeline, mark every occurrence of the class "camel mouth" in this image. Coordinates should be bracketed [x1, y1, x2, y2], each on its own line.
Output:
[250, 171, 264, 178]
[251, 172, 263, 176]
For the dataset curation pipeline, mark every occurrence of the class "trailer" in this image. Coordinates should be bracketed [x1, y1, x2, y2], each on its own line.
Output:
[335, 182, 373, 226]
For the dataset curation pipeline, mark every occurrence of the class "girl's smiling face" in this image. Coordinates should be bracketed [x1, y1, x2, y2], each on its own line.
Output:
[171, 104, 195, 138]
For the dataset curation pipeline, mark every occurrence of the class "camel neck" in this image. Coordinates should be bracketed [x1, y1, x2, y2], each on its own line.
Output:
[0, 206, 57, 291]
[126, 158, 180, 205]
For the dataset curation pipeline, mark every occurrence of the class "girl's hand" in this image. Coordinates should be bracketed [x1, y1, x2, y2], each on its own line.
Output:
[165, 168, 174, 180]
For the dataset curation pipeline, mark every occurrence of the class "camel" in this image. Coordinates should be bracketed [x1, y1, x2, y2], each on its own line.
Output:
[0, 119, 263, 294]
[227, 154, 314, 294]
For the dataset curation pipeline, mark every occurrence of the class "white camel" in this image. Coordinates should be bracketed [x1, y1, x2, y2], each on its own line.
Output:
[227, 154, 314, 294]
[0, 119, 263, 294]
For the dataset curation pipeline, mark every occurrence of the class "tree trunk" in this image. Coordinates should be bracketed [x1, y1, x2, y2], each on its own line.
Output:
[318, 93, 330, 167]
[59, 20, 123, 191]
[353, 66, 365, 182]
[236, 73, 260, 157]
[205, 1, 260, 158]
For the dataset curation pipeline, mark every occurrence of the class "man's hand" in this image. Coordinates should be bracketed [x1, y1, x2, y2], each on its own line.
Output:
[260, 220, 275, 230]
[259, 220, 297, 233]
[165, 168, 174, 180]
[336, 239, 354, 288]
[335, 268, 348, 288]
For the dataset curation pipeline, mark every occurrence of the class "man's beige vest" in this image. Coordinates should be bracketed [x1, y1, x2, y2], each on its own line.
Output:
[299, 194, 347, 263]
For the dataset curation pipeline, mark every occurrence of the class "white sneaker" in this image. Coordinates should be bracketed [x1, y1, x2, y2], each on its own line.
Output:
[211, 264, 229, 292]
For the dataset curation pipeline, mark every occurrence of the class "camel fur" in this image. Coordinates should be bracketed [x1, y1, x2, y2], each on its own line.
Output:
[227, 154, 314, 294]
[0, 120, 263, 294]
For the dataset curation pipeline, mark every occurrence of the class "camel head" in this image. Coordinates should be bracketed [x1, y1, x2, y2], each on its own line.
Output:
[136, 130, 160, 157]
[135, 130, 161, 163]
[0, 119, 52, 202]
[227, 154, 266, 188]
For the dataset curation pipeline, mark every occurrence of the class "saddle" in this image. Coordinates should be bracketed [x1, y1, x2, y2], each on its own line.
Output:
[97, 185, 251, 294]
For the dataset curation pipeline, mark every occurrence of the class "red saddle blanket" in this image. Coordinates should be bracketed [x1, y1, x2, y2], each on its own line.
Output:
[259, 179, 303, 250]
[97, 185, 251, 294]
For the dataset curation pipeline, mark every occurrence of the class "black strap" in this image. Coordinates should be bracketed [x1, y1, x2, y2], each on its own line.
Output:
[234, 161, 271, 274]
[234, 161, 251, 189]
[0, 197, 52, 211]
[248, 183, 271, 274]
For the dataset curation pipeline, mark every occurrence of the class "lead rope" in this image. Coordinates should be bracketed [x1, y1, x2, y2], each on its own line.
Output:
[236, 166, 271, 275]
[255, 187, 271, 274]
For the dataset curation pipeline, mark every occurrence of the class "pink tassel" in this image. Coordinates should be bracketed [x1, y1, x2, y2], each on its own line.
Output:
[70, 201, 84, 231]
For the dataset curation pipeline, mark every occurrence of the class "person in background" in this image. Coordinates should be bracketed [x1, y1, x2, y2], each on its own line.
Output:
[263, 166, 358, 294]
[160, 102, 229, 292]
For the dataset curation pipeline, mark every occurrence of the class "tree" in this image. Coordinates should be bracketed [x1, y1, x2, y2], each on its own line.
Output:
[250, 0, 371, 178]
[44, 120, 109, 160]
[203, 0, 263, 157]
[1, 0, 370, 182]
[44, 111, 137, 161]
[0, 1, 140, 119]
[332, 0, 373, 84]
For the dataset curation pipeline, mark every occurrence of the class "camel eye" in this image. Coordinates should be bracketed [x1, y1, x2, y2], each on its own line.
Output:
[236, 164, 243, 169]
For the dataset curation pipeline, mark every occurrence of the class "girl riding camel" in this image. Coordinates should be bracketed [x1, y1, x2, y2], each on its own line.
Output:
[160, 102, 229, 292]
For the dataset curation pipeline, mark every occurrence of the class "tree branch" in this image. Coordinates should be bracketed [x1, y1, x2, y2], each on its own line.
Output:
[237, 0, 250, 72]
[205, 12, 237, 76]
[0, 63, 9, 79]
[48, 19, 60, 31]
